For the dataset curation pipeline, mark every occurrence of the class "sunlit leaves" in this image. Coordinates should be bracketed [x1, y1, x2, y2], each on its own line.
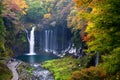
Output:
[85, 21, 94, 32]
[44, 13, 51, 19]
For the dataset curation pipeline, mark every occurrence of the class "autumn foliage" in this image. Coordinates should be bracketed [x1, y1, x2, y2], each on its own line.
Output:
[82, 35, 91, 42]
[2, 0, 29, 18]
[44, 13, 51, 19]
[69, 67, 106, 80]
[73, 0, 93, 8]
[70, 0, 120, 79]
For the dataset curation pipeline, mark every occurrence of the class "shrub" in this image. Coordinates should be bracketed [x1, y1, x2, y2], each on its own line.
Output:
[69, 67, 106, 80]
[101, 47, 120, 74]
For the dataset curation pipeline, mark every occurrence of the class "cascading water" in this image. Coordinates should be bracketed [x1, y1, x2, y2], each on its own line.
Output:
[28, 27, 36, 55]
[95, 52, 99, 66]
[16, 26, 59, 63]
[45, 30, 55, 53]
[45, 30, 49, 52]
[42, 27, 72, 55]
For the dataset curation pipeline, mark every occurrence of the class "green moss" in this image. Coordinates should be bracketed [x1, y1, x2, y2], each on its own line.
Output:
[17, 62, 34, 80]
[0, 62, 12, 80]
[42, 56, 89, 80]
[27, 66, 34, 73]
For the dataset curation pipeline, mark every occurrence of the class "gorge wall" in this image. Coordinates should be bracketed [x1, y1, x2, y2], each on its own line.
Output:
[14, 23, 72, 56]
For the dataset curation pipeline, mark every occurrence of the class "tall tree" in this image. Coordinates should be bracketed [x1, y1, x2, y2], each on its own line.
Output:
[0, 1, 6, 56]
[71, 0, 120, 78]
[2, 0, 29, 19]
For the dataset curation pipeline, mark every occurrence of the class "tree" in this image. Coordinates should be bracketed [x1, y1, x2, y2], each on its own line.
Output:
[1, 0, 28, 57]
[70, 67, 106, 80]
[71, 0, 120, 78]
[2, 0, 29, 19]
[22, 0, 55, 23]
[0, 1, 6, 56]
[72, 30, 82, 49]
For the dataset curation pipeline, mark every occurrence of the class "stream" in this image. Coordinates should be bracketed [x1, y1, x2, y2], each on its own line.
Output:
[17, 62, 54, 80]
[31, 64, 54, 80]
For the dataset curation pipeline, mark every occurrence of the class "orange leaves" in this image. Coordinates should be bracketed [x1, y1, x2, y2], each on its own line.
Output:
[44, 13, 51, 19]
[2, 0, 28, 17]
[73, 0, 93, 8]
[82, 35, 91, 42]
[14, 0, 29, 13]
[73, 0, 84, 8]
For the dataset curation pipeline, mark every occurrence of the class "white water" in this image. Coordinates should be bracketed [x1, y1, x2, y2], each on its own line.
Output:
[95, 52, 99, 66]
[45, 30, 49, 52]
[45, 30, 55, 52]
[28, 27, 36, 55]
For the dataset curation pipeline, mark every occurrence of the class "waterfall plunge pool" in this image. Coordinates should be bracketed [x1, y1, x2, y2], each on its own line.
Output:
[15, 53, 59, 63]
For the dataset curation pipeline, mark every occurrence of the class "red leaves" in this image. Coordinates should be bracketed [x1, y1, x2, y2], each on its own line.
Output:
[12, 3, 21, 12]
[82, 35, 91, 42]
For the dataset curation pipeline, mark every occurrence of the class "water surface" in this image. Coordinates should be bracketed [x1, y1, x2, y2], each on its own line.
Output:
[15, 53, 59, 63]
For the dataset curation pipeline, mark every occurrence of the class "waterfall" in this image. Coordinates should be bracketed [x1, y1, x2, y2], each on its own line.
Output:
[50, 30, 53, 52]
[95, 52, 99, 66]
[45, 30, 49, 52]
[25, 29, 30, 42]
[45, 30, 55, 52]
[44, 30, 55, 53]
[28, 27, 36, 55]
[41, 27, 72, 55]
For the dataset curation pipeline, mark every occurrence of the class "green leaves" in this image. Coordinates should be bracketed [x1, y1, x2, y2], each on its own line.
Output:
[0, 3, 6, 55]
[101, 48, 120, 74]
[23, 0, 55, 23]
[70, 0, 120, 78]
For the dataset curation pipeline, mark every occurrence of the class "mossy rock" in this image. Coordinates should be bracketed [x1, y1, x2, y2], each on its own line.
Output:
[0, 62, 12, 80]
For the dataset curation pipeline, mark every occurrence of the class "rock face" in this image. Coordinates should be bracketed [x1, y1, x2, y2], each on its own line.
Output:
[14, 23, 72, 56]
[33, 69, 54, 80]
[32, 64, 54, 80]
[17, 63, 54, 80]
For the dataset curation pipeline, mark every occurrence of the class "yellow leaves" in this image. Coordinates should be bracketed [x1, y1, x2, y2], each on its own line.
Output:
[73, 0, 94, 8]
[85, 21, 94, 32]
[22, 11, 26, 15]
[13, 0, 29, 14]
[91, 7, 103, 15]
[44, 13, 51, 19]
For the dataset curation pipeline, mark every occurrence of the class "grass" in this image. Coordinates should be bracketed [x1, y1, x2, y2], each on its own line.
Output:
[42, 55, 89, 80]
[0, 61, 12, 80]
